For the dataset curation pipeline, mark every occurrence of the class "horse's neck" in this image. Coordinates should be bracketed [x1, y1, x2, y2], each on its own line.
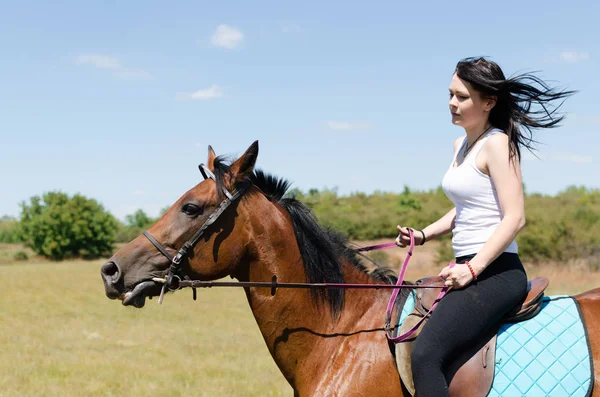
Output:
[238, 207, 392, 390]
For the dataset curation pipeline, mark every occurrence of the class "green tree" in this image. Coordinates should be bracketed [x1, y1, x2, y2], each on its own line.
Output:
[115, 209, 159, 243]
[126, 209, 153, 229]
[19, 192, 119, 260]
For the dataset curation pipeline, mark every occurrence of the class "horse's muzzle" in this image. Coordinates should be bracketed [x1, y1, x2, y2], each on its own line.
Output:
[101, 261, 124, 299]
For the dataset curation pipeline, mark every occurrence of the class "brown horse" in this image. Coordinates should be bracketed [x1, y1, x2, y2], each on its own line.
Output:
[101, 141, 600, 396]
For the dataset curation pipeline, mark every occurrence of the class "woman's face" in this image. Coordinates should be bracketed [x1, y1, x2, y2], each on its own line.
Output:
[448, 73, 494, 131]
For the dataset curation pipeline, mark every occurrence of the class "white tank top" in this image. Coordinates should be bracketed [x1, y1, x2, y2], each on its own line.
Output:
[441, 128, 518, 257]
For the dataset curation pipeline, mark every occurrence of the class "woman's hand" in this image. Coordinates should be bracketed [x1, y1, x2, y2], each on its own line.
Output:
[395, 225, 424, 247]
[438, 264, 475, 289]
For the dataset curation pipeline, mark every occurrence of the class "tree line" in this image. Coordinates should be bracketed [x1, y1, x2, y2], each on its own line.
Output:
[1, 187, 598, 267]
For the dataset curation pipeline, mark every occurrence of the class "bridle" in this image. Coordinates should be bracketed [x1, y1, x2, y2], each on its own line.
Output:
[139, 163, 452, 342]
[141, 163, 251, 304]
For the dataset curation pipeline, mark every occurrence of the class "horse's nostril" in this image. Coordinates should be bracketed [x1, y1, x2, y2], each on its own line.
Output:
[101, 261, 121, 285]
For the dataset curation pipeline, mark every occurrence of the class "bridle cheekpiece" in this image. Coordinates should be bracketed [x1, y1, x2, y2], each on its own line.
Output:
[142, 163, 251, 304]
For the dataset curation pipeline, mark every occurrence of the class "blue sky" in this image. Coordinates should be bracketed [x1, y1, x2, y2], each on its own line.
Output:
[1, 0, 598, 221]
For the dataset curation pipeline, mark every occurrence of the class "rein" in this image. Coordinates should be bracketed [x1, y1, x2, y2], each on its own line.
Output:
[141, 164, 451, 342]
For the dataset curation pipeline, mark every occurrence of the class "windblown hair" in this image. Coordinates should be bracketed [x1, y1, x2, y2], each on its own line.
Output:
[455, 57, 576, 161]
[213, 158, 399, 318]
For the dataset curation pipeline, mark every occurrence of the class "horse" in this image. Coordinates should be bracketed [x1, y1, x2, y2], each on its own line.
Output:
[101, 141, 600, 396]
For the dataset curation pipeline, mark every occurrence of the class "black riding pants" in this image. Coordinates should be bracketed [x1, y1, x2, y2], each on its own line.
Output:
[411, 252, 527, 397]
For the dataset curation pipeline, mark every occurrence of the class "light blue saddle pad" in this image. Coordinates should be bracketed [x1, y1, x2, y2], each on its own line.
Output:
[490, 296, 592, 396]
[397, 293, 593, 396]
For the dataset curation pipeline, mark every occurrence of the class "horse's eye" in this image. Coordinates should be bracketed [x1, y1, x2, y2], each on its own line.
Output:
[182, 203, 203, 216]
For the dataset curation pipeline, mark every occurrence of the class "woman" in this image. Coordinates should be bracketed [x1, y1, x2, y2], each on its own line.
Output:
[395, 57, 574, 396]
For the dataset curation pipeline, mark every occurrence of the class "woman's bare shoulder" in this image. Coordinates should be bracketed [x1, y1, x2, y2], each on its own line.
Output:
[485, 132, 510, 157]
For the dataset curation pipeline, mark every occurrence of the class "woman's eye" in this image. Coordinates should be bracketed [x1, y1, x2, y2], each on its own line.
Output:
[182, 204, 203, 216]
[449, 92, 468, 100]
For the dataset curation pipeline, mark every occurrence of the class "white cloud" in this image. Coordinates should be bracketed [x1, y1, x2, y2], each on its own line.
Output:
[132, 189, 145, 196]
[558, 51, 590, 63]
[176, 84, 224, 100]
[523, 151, 592, 163]
[211, 24, 244, 49]
[324, 121, 371, 131]
[75, 53, 152, 80]
[76, 54, 121, 69]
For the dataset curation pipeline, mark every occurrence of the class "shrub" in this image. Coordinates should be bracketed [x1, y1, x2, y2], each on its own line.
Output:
[0, 216, 20, 243]
[19, 192, 119, 260]
[13, 251, 29, 261]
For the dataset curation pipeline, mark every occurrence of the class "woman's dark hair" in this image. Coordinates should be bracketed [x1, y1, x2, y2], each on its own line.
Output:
[455, 57, 576, 161]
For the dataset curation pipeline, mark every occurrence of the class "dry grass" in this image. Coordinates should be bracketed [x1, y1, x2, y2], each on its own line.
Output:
[2, 242, 599, 396]
[0, 243, 37, 264]
[0, 258, 291, 397]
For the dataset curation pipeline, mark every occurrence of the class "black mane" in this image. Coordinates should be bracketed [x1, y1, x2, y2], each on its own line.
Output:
[213, 157, 399, 317]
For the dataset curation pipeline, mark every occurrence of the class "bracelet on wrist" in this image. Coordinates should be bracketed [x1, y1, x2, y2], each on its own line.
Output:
[465, 261, 477, 280]
[419, 230, 426, 245]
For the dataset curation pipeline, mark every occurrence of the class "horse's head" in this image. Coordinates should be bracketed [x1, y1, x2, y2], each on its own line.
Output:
[100, 141, 259, 307]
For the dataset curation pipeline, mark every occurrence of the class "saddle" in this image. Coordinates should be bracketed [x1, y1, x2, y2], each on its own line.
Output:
[394, 276, 549, 397]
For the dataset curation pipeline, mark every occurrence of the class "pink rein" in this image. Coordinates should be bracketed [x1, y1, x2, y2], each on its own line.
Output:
[356, 229, 454, 343]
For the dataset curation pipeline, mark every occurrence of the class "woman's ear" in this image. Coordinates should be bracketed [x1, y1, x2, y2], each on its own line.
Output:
[484, 96, 497, 112]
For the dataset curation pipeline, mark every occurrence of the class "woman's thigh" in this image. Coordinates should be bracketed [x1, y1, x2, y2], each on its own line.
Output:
[413, 253, 527, 361]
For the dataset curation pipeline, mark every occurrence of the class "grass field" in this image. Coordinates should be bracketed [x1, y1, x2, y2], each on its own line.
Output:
[0, 255, 291, 396]
[2, 242, 599, 396]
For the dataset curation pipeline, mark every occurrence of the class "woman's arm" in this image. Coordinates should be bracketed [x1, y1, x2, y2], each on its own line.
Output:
[419, 136, 463, 241]
[396, 207, 455, 247]
[396, 136, 463, 247]
[422, 207, 456, 241]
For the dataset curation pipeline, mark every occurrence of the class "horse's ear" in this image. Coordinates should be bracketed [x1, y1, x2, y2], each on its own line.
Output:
[207, 145, 217, 171]
[230, 140, 258, 183]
